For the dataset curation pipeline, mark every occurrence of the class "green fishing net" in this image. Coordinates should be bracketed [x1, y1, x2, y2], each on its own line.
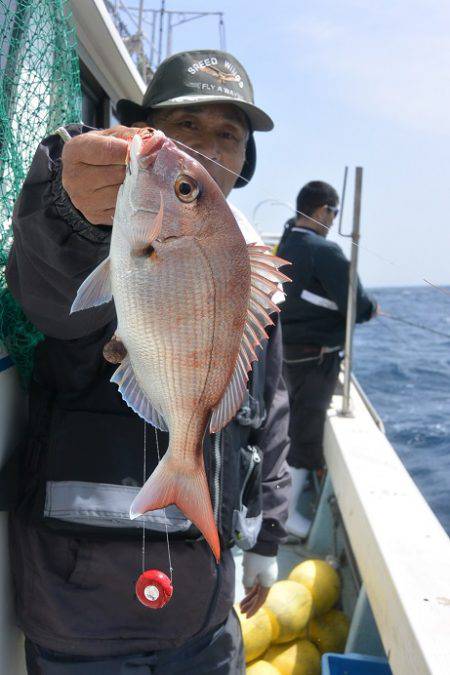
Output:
[0, 0, 81, 385]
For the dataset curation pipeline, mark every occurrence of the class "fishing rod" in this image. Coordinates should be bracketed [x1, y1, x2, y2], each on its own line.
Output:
[378, 311, 450, 340]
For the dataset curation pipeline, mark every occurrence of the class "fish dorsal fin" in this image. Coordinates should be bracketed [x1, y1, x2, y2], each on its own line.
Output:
[210, 244, 290, 433]
[70, 257, 112, 313]
[111, 356, 168, 431]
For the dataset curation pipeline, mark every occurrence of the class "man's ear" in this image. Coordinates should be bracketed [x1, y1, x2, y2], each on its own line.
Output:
[311, 205, 325, 221]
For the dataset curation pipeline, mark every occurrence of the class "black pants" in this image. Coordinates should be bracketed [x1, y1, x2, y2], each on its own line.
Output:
[25, 609, 244, 675]
[283, 349, 341, 470]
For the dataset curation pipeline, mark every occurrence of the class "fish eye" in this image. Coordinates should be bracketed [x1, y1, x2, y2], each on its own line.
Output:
[174, 174, 199, 203]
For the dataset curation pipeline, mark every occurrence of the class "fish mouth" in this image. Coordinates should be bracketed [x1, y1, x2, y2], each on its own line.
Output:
[135, 128, 167, 171]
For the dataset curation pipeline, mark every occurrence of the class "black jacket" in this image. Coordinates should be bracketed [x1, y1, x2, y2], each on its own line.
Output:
[5, 125, 291, 656]
[278, 220, 376, 347]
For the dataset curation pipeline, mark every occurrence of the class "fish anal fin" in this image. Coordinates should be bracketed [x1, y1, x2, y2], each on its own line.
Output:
[130, 453, 220, 562]
[111, 356, 168, 431]
[70, 257, 112, 313]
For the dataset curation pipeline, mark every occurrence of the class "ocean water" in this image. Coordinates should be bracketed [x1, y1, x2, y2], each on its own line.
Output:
[354, 286, 450, 535]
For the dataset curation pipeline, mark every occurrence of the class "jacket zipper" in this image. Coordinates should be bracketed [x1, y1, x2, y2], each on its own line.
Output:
[213, 431, 222, 523]
[240, 445, 261, 508]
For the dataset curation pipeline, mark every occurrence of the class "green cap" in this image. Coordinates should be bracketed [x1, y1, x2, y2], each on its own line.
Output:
[116, 49, 274, 132]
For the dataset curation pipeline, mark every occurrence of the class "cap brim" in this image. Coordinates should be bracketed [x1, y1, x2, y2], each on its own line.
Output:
[115, 99, 148, 126]
[116, 96, 273, 132]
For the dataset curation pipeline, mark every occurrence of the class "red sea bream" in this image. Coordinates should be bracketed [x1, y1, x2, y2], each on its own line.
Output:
[71, 129, 289, 561]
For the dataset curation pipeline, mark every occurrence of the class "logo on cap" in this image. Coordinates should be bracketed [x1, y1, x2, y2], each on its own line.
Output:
[187, 56, 244, 89]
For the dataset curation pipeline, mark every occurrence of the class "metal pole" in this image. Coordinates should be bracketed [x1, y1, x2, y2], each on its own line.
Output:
[219, 14, 226, 50]
[341, 167, 363, 415]
[166, 12, 172, 57]
[149, 10, 157, 70]
[338, 165, 348, 236]
[137, 0, 144, 78]
[157, 0, 165, 66]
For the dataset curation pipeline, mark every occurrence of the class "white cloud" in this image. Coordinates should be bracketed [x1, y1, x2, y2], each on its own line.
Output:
[293, 1, 450, 134]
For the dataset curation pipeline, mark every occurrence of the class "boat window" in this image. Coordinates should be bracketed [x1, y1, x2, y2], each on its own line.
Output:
[80, 60, 109, 129]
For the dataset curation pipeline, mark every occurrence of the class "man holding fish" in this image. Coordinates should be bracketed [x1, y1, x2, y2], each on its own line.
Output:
[6, 51, 291, 673]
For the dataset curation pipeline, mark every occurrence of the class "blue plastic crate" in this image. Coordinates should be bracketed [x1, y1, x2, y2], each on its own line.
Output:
[322, 653, 392, 675]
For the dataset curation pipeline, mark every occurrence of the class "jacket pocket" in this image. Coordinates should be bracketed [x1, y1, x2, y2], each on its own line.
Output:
[232, 445, 263, 551]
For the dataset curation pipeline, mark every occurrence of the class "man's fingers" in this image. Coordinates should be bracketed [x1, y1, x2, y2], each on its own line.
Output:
[245, 586, 270, 618]
[240, 584, 261, 612]
[256, 585, 270, 606]
[63, 132, 129, 166]
[87, 208, 116, 226]
[240, 584, 271, 619]
[98, 125, 144, 141]
[241, 586, 263, 618]
[63, 164, 126, 193]
[90, 165, 126, 191]
[242, 585, 259, 602]
[70, 184, 121, 217]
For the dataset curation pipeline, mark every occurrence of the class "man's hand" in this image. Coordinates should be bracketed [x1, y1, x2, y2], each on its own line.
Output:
[240, 552, 278, 618]
[61, 126, 141, 226]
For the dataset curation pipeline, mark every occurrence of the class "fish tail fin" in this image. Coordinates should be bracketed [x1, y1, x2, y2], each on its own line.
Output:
[130, 452, 220, 562]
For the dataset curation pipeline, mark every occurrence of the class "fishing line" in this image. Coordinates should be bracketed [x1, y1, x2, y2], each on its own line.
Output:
[378, 311, 450, 340]
[170, 137, 450, 304]
[251, 198, 398, 268]
[154, 425, 173, 582]
[173, 138, 247, 183]
[173, 139, 397, 267]
[141, 420, 147, 574]
[141, 422, 173, 580]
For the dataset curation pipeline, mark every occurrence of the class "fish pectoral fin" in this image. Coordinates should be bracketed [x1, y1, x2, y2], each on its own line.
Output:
[130, 190, 164, 250]
[130, 453, 220, 563]
[111, 356, 168, 431]
[70, 256, 112, 313]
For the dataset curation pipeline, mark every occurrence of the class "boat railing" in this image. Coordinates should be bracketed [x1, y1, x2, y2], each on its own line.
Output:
[341, 166, 362, 416]
[350, 373, 385, 433]
[324, 381, 450, 675]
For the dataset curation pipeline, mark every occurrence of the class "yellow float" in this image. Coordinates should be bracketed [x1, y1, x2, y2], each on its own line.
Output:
[264, 639, 321, 675]
[288, 559, 340, 616]
[264, 580, 313, 643]
[235, 605, 274, 663]
[246, 660, 281, 674]
[308, 608, 350, 654]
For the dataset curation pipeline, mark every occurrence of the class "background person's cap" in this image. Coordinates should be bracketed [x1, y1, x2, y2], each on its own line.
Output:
[116, 49, 274, 132]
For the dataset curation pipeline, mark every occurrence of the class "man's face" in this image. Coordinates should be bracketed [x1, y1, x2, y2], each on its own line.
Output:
[312, 204, 338, 237]
[142, 103, 249, 197]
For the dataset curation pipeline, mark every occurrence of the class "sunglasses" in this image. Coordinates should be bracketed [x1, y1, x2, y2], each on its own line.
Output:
[326, 205, 339, 217]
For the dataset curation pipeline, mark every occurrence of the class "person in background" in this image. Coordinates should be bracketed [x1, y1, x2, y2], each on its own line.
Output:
[277, 181, 377, 538]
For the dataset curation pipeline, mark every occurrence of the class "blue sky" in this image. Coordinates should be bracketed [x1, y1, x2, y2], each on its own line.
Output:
[136, 1, 450, 287]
